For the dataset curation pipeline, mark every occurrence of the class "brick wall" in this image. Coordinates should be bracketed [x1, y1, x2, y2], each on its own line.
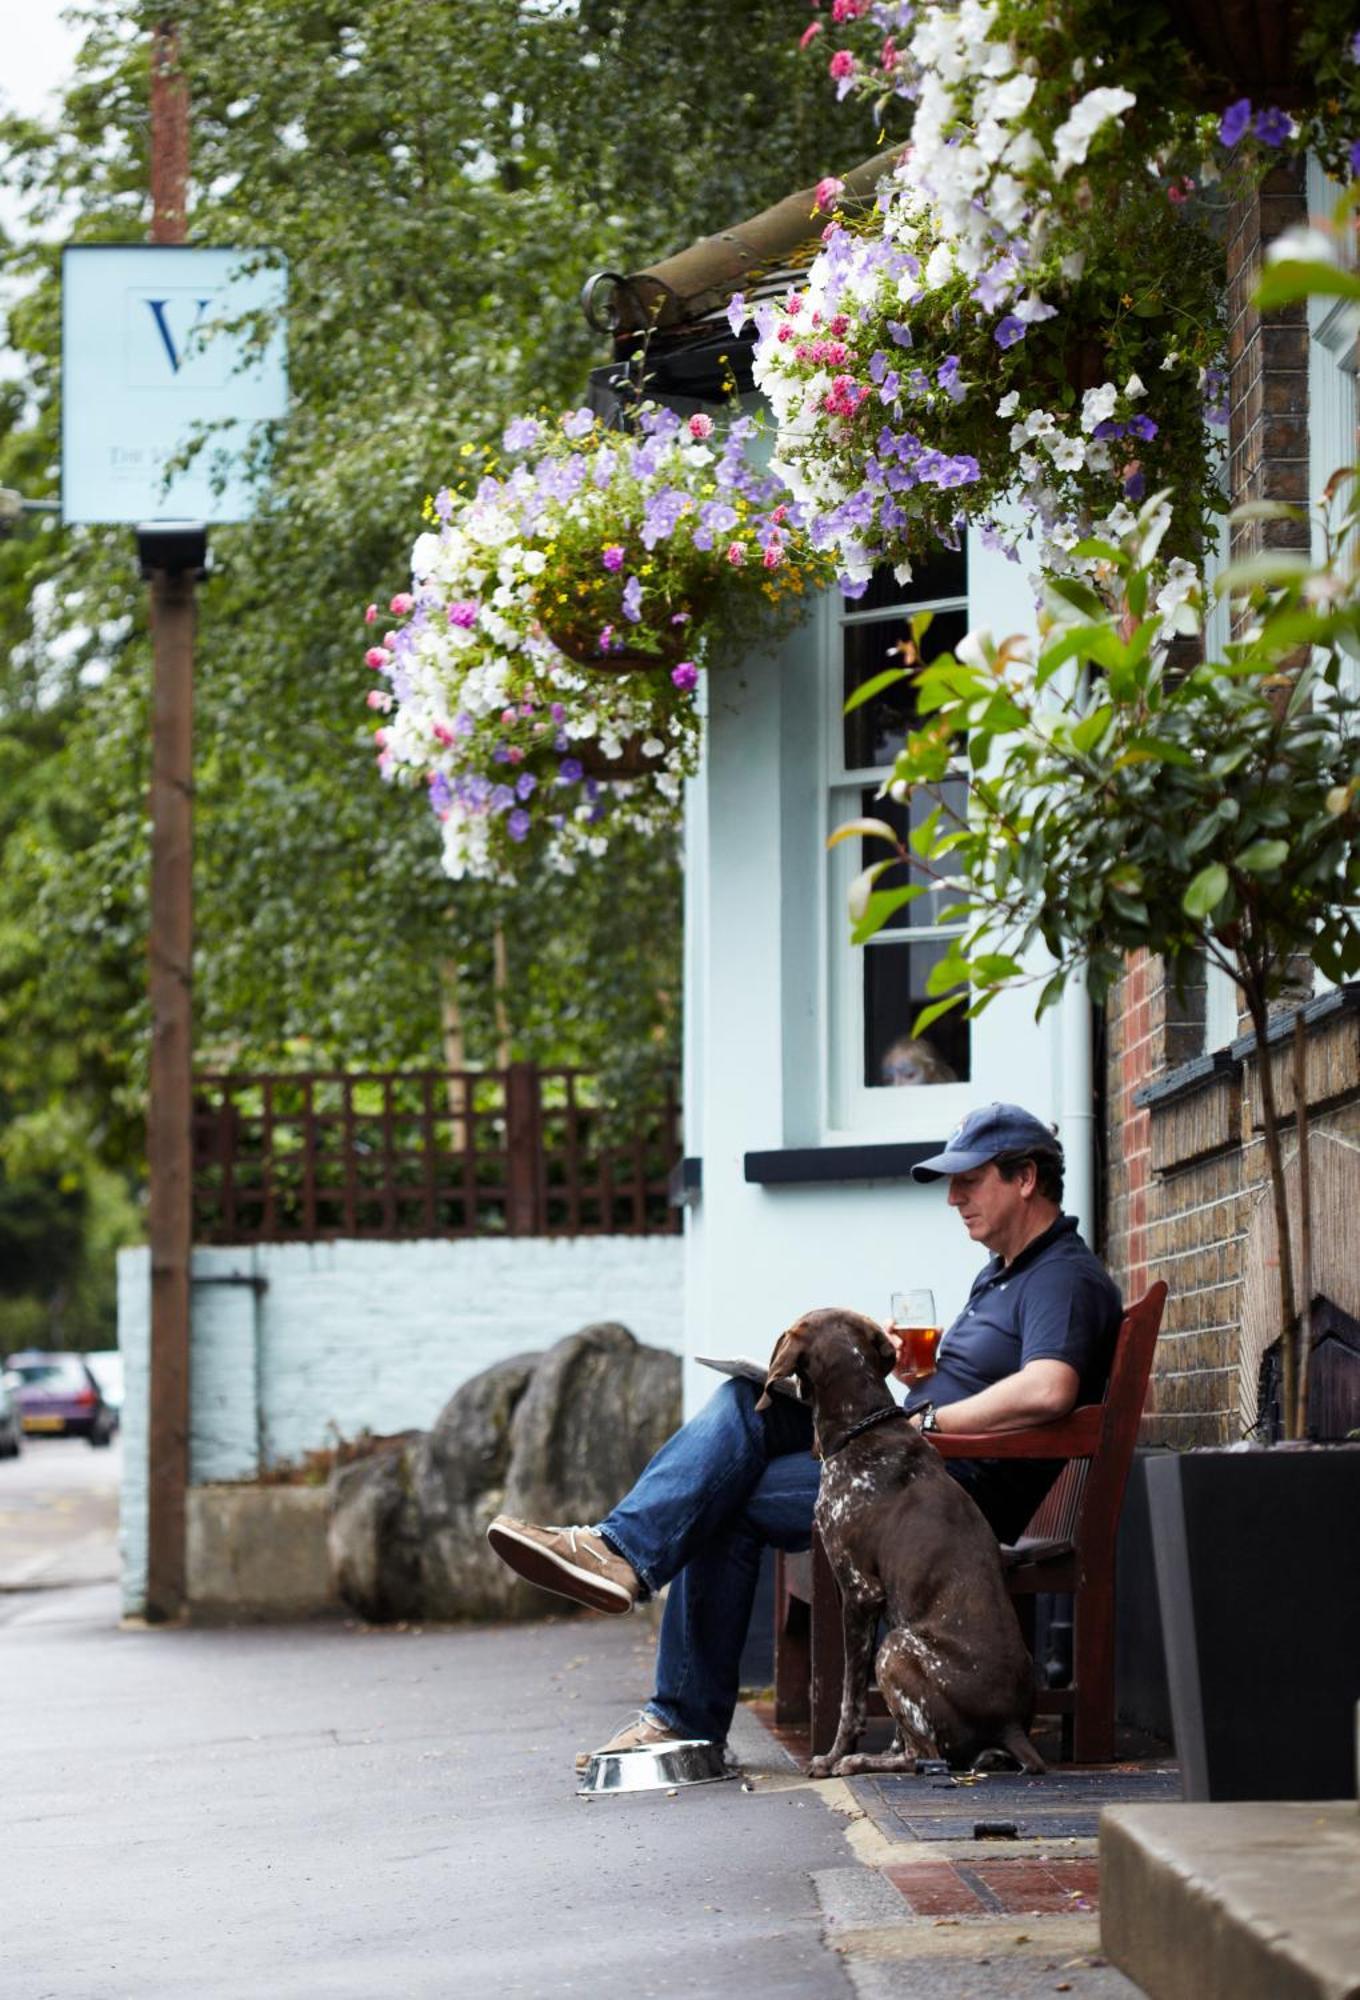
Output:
[1103, 159, 1324, 1439]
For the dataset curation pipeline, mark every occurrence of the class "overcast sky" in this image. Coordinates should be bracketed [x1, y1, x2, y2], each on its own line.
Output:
[1, 3, 83, 380]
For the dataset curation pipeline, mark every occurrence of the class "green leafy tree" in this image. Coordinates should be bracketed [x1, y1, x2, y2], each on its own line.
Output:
[0, 0, 854, 1243]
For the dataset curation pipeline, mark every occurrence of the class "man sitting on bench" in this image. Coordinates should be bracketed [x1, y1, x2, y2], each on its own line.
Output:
[487, 1102, 1121, 1755]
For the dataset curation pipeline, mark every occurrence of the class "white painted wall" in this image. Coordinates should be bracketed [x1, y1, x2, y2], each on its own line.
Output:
[118, 1234, 684, 1614]
[681, 523, 1092, 1417]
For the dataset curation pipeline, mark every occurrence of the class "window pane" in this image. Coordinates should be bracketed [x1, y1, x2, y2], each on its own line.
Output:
[859, 782, 968, 932]
[843, 606, 968, 769]
[850, 546, 967, 615]
[864, 940, 970, 1088]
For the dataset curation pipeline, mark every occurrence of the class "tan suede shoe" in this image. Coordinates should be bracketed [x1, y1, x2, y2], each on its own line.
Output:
[486, 1516, 641, 1615]
[592, 1711, 690, 1755]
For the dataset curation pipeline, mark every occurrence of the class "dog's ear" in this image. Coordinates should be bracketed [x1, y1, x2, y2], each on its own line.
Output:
[871, 1321, 900, 1378]
[756, 1324, 806, 1411]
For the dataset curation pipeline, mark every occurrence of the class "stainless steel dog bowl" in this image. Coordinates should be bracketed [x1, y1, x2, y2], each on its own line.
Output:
[576, 1738, 730, 1796]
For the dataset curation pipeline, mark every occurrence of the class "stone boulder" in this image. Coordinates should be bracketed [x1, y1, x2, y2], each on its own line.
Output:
[326, 1323, 680, 1622]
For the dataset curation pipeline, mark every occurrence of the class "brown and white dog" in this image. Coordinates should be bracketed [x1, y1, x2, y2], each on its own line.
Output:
[760, 1307, 1044, 1778]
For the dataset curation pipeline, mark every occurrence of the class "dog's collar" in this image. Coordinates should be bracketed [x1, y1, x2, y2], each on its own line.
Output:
[821, 1403, 908, 1458]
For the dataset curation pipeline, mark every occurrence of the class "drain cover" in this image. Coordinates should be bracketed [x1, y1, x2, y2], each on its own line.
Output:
[849, 1764, 1180, 1843]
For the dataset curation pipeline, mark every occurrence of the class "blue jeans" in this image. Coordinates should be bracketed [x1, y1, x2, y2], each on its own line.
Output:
[595, 1377, 1002, 1743]
[596, 1379, 819, 1743]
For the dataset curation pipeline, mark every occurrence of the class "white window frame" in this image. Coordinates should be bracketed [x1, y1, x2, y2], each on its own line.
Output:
[824, 569, 976, 1137]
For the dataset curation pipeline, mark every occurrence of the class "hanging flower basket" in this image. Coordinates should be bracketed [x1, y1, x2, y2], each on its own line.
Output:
[361, 402, 829, 883]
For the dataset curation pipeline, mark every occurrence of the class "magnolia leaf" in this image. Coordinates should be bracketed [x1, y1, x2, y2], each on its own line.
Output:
[1070, 705, 1114, 755]
[827, 817, 900, 852]
[1183, 861, 1229, 918]
[1213, 552, 1313, 595]
[843, 664, 910, 716]
[1236, 838, 1289, 874]
[1068, 536, 1123, 565]
[1254, 261, 1360, 312]
[848, 857, 896, 922]
[851, 886, 925, 944]
[910, 609, 935, 647]
[1045, 576, 1105, 619]
[970, 952, 1024, 982]
[912, 992, 967, 1036]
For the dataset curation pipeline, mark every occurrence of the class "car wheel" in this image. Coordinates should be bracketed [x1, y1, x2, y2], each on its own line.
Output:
[90, 1417, 113, 1448]
[0, 1424, 18, 1459]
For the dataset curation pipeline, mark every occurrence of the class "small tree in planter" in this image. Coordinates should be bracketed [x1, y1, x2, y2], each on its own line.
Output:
[843, 473, 1360, 1439]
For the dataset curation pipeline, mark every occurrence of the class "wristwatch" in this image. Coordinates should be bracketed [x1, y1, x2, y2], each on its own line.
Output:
[918, 1405, 939, 1434]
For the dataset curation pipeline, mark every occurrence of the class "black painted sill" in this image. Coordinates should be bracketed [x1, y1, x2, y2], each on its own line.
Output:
[744, 1141, 943, 1187]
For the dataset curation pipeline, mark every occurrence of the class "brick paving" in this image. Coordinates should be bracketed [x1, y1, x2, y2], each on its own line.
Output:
[883, 1855, 1100, 1918]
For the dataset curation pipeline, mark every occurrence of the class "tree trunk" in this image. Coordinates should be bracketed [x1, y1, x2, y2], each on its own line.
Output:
[1242, 976, 1300, 1437]
[1293, 1011, 1314, 1438]
[438, 957, 467, 1147]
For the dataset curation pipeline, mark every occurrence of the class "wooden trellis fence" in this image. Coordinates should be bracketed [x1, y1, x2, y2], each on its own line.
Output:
[191, 1064, 681, 1244]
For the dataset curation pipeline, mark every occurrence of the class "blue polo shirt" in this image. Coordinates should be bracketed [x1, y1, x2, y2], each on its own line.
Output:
[905, 1214, 1122, 1542]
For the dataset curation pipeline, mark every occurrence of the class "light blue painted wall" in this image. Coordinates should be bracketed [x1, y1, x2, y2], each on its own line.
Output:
[119, 1234, 683, 1615]
[680, 522, 1091, 1417]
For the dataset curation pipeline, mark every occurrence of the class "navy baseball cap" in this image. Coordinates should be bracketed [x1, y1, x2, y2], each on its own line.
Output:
[911, 1103, 1062, 1182]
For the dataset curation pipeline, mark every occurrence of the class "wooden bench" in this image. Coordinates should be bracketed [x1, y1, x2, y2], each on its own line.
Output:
[772, 1281, 1168, 1764]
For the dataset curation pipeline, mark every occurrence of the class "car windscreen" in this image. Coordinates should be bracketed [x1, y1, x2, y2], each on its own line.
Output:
[10, 1361, 86, 1388]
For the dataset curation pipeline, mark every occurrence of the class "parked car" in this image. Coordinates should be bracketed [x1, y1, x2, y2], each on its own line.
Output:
[0, 1370, 22, 1458]
[5, 1352, 117, 1446]
[84, 1349, 125, 1416]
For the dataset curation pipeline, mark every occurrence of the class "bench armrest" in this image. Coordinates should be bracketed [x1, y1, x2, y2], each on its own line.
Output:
[926, 1403, 1103, 1460]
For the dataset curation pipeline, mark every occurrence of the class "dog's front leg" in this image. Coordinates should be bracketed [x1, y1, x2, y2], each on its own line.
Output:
[808, 1591, 880, 1779]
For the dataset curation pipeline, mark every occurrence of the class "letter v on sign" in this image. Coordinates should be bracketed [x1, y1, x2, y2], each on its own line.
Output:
[145, 296, 214, 375]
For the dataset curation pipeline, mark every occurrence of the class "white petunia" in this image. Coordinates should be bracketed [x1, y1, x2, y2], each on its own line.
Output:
[1052, 86, 1137, 177]
[1080, 382, 1119, 433]
[997, 391, 1021, 417]
[1124, 373, 1147, 399]
[1049, 436, 1086, 470]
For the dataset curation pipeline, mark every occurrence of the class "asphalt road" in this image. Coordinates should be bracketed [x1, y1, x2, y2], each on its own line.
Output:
[2, 1585, 854, 2000]
[0, 1431, 121, 1591]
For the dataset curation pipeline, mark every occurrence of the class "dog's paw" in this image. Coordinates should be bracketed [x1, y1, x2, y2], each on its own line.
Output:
[806, 1755, 837, 1780]
[831, 1754, 868, 1777]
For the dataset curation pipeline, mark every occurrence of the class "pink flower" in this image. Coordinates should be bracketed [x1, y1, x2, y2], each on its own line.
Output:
[601, 544, 626, 571]
[373, 728, 389, 748]
[672, 661, 699, 692]
[726, 542, 747, 566]
[366, 689, 392, 711]
[389, 592, 414, 616]
[762, 542, 784, 569]
[447, 600, 479, 628]
[501, 707, 518, 725]
[433, 723, 455, 746]
[364, 603, 379, 625]
[828, 49, 855, 79]
[832, 0, 868, 19]
[881, 35, 896, 67]
[687, 413, 714, 439]
[798, 20, 823, 47]
[777, 323, 795, 343]
[507, 746, 525, 764]
[364, 647, 390, 670]
[598, 624, 616, 653]
[814, 175, 845, 212]
[770, 504, 788, 524]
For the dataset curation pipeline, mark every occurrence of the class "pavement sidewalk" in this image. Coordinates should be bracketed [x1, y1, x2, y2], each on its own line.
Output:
[3, 1585, 1144, 1998]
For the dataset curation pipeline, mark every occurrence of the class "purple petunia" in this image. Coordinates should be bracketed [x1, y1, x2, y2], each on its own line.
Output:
[886, 319, 914, 348]
[622, 575, 643, 623]
[1350, 137, 1360, 176]
[490, 784, 515, 813]
[507, 809, 532, 842]
[937, 355, 966, 403]
[558, 757, 584, 784]
[601, 544, 625, 571]
[502, 416, 542, 451]
[1219, 97, 1252, 147]
[994, 315, 1026, 350]
[1253, 105, 1293, 147]
[447, 599, 479, 628]
[561, 407, 596, 439]
[428, 772, 452, 815]
[671, 661, 699, 692]
[515, 772, 537, 800]
[1126, 413, 1159, 442]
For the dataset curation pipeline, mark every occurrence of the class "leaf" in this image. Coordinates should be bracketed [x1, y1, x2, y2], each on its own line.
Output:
[1213, 552, 1313, 595]
[1182, 862, 1229, 919]
[827, 817, 900, 852]
[848, 858, 896, 922]
[843, 664, 910, 715]
[1236, 839, 1289, 874]
[1045, 576, 1105, 620]
[851, 886, 925, 944]
[1070, 705, 1114, 756]
[912, 992, 967, 1036]
[1253, 261, 1360, 312]
[1068, 537, 1124, 565]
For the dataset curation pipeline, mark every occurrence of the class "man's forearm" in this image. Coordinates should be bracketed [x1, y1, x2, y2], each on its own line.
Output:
[929, 1361, 1078, 1435]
